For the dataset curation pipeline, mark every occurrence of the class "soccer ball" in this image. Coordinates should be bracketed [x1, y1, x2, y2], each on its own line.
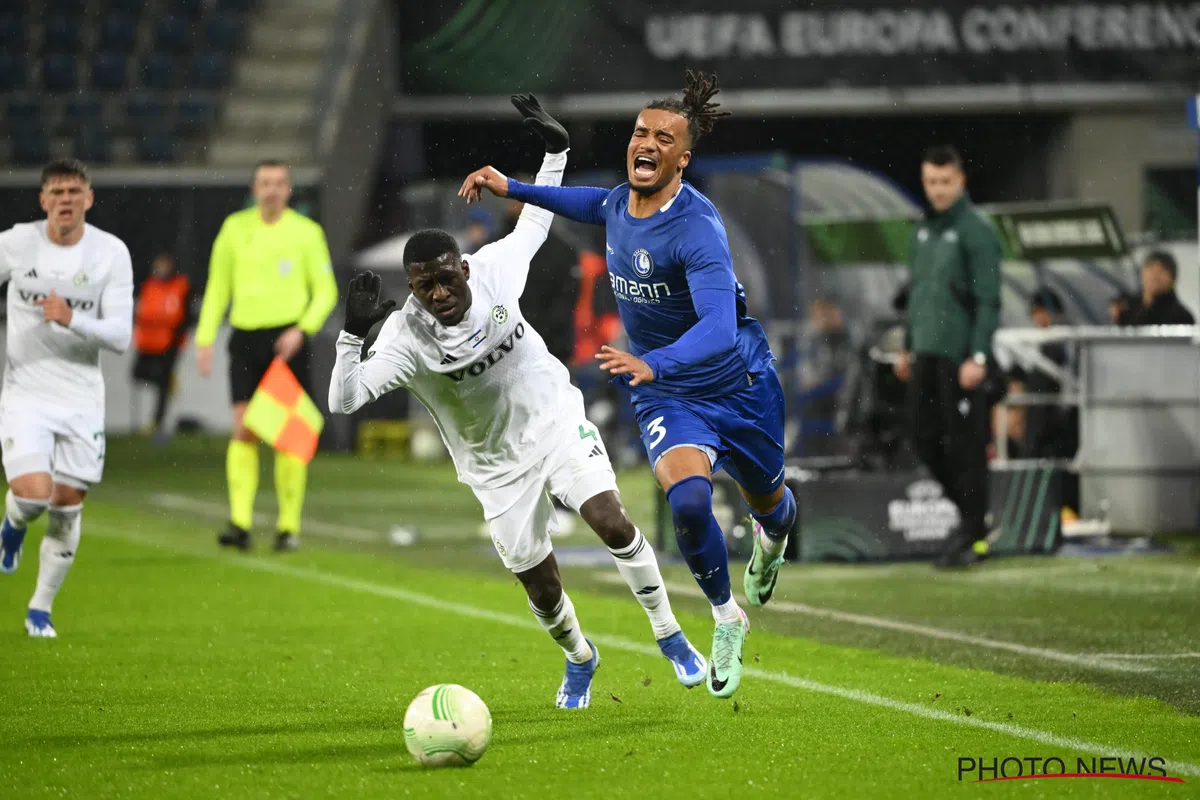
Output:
[409, 427, 445, 462]
[403, 684, 492, 767]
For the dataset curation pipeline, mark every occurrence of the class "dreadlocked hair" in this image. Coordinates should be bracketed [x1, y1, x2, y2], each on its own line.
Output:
[644, 70, 732, 146]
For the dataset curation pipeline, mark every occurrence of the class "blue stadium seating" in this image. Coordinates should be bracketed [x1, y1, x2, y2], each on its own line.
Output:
[42, 53, 79, 92]
[11, 125, 51, 167]
[170, 0, 205, 17]
[206, 13, 243, 52]
[43, 15, 81, 53]
[0, 13, 23, 50]
[91, 52, 129, 90]
[155, 15, 191, 53]
[126, 91, 167, 124]
[137, 128, 177, 163]
[141, 52, 175, 89]
[74, 126, 113, 163]
[44, 0, 86, 14]
[177, 94, 217, 130]
[99, 12, 138, 53]
[6, 95, 43, 124]
[0, 54, 26, 91]
[65, 95, 104, 126]
[189, 52, 231, 89]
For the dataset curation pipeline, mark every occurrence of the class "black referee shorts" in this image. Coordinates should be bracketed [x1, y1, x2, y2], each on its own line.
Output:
[227, 325, 311, 405]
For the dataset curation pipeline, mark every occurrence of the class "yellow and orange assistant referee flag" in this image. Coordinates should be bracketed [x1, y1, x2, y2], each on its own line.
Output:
[243, 357, 325, 464]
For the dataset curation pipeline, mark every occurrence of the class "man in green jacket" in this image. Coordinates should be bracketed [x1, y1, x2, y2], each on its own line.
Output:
[894, 145, 1002, 567]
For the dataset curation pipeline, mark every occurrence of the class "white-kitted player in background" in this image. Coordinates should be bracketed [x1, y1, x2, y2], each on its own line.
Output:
[0, 159, 134, 638]
[329, 95, 705, 709]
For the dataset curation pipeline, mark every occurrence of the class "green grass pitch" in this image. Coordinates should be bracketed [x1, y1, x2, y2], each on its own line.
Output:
[1, 437, 1198, 798]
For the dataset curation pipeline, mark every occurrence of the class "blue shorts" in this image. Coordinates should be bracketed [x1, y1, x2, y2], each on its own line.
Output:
[632, 367, 786, 497]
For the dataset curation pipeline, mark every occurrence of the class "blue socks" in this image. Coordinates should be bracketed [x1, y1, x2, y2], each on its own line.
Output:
[751, 487, 796, 542]
[666, 476, 732, 606]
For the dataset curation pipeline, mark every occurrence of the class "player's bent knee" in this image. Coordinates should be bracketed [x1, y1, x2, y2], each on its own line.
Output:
[666, 475, 714, 548]
[579, 492, 636, 549]
[7, 472, 53, 502]
[6, 489, 48, 527]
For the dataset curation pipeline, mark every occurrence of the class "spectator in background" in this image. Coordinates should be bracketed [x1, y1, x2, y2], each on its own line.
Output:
[797, 297, 853, 455]
[1023, 287, 1080, 513]
[132, 253, 191, 444]
[1109, 291, 1136, 325]
[1130, 250, 1195, 325]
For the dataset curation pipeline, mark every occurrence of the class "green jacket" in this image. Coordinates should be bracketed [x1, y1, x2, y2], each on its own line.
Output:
[905, 194, 1002, 362]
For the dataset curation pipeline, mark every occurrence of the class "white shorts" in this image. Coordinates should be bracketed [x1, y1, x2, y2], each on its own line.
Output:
[0, 403, 105, 488]
[475, 417, 618, 573]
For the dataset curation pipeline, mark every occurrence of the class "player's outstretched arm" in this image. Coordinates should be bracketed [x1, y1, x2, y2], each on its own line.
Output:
[329, 271, 409, 415]
[61, 241, 134, 352]
[459, 168, 608, 227]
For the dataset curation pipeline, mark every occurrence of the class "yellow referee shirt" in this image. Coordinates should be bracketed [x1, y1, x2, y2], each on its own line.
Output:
[196, 207, 339, 346]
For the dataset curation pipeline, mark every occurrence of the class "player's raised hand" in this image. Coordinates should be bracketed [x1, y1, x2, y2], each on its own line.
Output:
[344, 271, 396, 337]
[597, 345, 655, 387]
[511, 93, 569, 154]
[34, 291, 72, 326]
[458, 166, 509, 204]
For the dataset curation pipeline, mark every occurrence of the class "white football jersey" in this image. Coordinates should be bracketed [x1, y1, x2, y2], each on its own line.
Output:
[330, 152, 584, 489]
[0, 221, 134, 415]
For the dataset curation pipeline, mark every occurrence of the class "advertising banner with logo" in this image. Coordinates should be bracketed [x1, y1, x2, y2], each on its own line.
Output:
[654, 464, 1062, 561]
[400, 0, 1200, 96]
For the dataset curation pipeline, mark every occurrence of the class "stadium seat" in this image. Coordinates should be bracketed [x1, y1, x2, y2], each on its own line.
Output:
[91, 52, 129, 91]
[65, 95, 104, 126]
[136, 128, 177, 163]
[74, 126, 113, 163]
[0, 13, 24, 50]
[218, 0, 255, 10]
[206, 13, 243, 52]
[42, 53, 79, 92]
[176, 93, 217, 131]
[140, 52, 175, 89]
[99, 12, 137, 53]
[126, 91, 167, 125]
[44, 0, 85, 13]
[106, 0, 145, 13]
[169, 0, 204, 17]
[5, 95, 43, 125]
[0, 54, 26, 91]
[42, 15, 81, 53]
[189, 53, 231, 89]
[155, 15, 191, 53]
[10, 125, 51, 166]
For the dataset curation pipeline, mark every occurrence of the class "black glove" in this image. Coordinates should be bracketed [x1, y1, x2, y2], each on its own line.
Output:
[344, 271, 396, 338]
[511, 93, 569, 154]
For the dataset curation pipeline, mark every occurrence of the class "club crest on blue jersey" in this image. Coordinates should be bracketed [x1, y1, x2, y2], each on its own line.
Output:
[632, 248, 654, 278]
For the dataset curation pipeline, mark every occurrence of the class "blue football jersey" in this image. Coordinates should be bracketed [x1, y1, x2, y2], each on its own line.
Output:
[599, 182, 772, 398]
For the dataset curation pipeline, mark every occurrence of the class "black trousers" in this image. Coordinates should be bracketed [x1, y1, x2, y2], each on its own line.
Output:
[132, 349, 180, 427]
[908, 354, 990, 539]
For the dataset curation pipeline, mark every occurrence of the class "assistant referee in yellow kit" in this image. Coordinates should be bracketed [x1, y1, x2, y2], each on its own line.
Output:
[195, 160, 339, 552]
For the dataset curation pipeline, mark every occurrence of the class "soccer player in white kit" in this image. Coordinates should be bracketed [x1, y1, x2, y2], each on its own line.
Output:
[329, 96, 705, 709]
[0, 159, 134, 638]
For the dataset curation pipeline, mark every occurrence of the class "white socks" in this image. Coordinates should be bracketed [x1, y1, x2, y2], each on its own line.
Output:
[712, 596, 742, 625]
[6, 489, 48, 529]
[759, 529, 788, 560]
[529, 591, 593, 664]
[29, 503, 82, 613]
[609, 529, 681, 640]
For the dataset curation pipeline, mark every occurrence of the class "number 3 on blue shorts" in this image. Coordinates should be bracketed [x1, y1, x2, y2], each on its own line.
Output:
[646, 416, 667, 450]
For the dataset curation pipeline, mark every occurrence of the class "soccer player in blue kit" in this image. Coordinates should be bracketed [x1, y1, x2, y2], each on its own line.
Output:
[460, 72, 797, 698]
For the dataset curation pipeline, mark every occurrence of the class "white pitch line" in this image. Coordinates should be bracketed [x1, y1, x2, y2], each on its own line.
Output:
[150, 493, 381, 544]
[1090, 653, 1200, 660]
[89, 524, 1200, 779]
[597, 575, 1155, 674]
